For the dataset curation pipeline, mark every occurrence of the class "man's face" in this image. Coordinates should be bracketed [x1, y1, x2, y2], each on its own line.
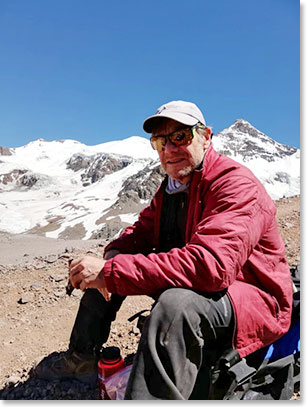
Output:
[152, 119, 210, 184]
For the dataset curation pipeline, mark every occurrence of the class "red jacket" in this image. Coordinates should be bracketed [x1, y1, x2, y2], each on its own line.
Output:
[104, 145, 293, 357]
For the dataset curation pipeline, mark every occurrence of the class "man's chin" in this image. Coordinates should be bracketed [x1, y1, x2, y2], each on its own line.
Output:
[166, 167, 193, 183]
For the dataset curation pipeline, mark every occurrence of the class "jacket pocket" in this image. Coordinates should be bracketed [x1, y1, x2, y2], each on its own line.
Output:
[271, 295, 280, 320]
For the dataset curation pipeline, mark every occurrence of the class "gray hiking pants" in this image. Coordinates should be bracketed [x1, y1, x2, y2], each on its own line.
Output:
[125, 288, 234, 400]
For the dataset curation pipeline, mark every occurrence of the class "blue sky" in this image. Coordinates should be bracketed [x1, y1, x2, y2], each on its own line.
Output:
[0, 0, 300, 148]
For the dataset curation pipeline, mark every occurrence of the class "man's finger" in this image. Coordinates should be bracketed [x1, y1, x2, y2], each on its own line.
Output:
[70, 270, 83, 289]
[98, 287, 110, 301]
[69, 258, 83, 269]
[70, 263, 84, 279]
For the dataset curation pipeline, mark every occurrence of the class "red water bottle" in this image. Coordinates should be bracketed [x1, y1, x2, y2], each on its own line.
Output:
[98, 346, 125, 400]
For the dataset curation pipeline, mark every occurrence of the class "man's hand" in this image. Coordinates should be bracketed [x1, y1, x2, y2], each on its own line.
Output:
[69, 256, 110, 301]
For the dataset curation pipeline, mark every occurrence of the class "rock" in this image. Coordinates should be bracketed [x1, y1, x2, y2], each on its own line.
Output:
[66, 152, 133, 187]
[6, 374, 20, 387]
[44, 255, 58, 264]
[119, 162, 164, 201]
[71, 290, 82, 298]
[54, 291, 65, 299]
[20, 173, 39, 187]
[0, 169, 27, 186]
[19, 317, 31, 325]
[18, 293, 35, 304]
[0, 265, 8, 273]
[86, 249, 99, 255]
[58, 253, 71, 260]
[0, 146, 12, 156]
[131, 326, 139, 335]
[34, 264, 45, 270]
[50, 273, 66, 282]
[30, 283, 42, 290]
[3, 338, 15, 346]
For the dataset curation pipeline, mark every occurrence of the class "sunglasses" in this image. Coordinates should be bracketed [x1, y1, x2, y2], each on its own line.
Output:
[150, 124, 205, 152]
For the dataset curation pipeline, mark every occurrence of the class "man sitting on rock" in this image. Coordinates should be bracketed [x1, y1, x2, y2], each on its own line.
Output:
[35, 100, 293, 399]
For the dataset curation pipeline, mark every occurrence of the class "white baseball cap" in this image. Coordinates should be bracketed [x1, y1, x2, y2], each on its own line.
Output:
[143, 100, 206, 133]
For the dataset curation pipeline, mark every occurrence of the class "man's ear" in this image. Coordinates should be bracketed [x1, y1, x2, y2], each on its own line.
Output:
[203, 127, 212, 140]
[198, 127, 212, 149]
[198, 126, 212, 140]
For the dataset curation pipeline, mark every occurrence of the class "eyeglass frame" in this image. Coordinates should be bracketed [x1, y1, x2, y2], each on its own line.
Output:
[150, 123, 207, 152]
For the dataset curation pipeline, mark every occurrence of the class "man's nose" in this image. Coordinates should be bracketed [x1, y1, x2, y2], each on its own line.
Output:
[164, 138, 179, 153]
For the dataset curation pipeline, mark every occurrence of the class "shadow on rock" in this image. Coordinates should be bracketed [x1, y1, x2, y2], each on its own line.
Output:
[0, 375, 98, 400]
[0, 351, 136, 400]
[0, 350, 98, 400]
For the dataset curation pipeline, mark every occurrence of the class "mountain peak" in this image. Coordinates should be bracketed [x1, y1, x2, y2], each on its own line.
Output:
[213, 119, 297, 162]
[233, 118, 250, 126]
[229, 119, 262, 136]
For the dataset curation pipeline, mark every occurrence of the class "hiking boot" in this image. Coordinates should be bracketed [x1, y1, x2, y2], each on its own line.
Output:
[32, 349, 97, 383]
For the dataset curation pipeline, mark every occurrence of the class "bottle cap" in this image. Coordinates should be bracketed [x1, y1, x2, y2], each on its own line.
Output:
[101, 346, 121, 361]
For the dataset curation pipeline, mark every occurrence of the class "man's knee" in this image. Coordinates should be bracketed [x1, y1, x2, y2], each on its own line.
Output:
[81, 288, 106, 309]
[80, 290, 124, 315]
[151, 289, 233, 338]
[159, 287, 193, 308]
[152, 288, 206, 325]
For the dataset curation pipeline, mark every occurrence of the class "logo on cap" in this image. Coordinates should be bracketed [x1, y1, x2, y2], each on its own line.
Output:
[156, 105, 167, 115]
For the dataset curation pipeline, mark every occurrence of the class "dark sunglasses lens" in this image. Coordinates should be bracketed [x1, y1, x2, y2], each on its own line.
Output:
[150, 136, 166, 151]
[169, 128, 193, 146]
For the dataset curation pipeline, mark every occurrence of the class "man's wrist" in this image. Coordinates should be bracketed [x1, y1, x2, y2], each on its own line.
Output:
[102, 259, 117, 294]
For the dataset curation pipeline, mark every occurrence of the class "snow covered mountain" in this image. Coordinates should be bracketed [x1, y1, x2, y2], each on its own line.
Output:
[0, 120, 300, 241]
[212, 120, 300, 199]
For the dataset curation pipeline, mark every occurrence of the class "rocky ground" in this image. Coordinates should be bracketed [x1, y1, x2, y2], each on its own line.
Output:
[0, 195, 300, 400]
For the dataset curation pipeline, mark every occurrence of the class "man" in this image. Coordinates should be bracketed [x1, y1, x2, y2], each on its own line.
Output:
[35, 100, 293, 399]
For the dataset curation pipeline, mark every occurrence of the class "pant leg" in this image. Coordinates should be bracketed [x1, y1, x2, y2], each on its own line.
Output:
[125, 288, 234, 400]
[69, 289, 125, 355]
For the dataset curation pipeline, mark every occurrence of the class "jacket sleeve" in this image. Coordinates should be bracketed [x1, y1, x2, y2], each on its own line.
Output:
[103, 174, 276, 296]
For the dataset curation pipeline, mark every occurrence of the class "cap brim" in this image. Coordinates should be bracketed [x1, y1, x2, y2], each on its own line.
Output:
[143, 112, 199, 133]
